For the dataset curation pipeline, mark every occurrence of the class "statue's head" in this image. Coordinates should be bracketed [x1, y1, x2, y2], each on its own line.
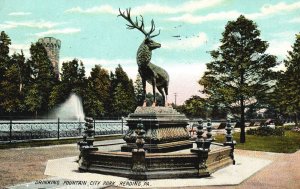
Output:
[143, 37, 161, 50]
[118, 8, 161, 51]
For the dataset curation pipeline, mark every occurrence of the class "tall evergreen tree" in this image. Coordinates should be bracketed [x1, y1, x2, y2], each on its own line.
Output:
[0, 53, 26, 114]
[50, 59, 86, 109]
[0, 31, 11, 73]
[0, 31, 11, 115]
[111, 65, 136, 117]
[276, 34, 300, 125]
[88, 65, 111, 116]
[199, 15, 277, 143]
[134, 73, 144, 106]
[25, 42, 57, 116]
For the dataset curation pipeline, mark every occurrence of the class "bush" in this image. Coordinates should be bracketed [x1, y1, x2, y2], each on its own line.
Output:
[292, 127, 300, 133]
[247, 126, 285, 136]
[283, 125, 295, 131]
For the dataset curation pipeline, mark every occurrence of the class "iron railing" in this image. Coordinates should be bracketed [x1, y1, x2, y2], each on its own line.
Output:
[0, 118, 239, 142]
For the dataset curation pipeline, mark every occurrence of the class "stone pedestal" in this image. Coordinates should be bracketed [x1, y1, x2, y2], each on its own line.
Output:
[121, 106, 192, 152]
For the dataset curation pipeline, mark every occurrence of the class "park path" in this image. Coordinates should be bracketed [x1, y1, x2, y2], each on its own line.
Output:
[1, 140, 299, 189]
[163, 150, 300, 189]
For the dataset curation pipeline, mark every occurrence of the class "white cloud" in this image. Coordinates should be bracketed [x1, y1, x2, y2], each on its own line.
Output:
[8, 12, 31, 16]
[166, 1, 300, 24]
[34, 28, 81, 37]
[289, 17, 300, 23]
[266, 40, 292, 58]
[9, 43, 31, 58]
[132, 0, 224, 15]
[65, 5, 117, 14]
[247, 1, 300, 19]
[65, 0, 224, 15]
[167, 11, 240, 24]
[0, 20, 61, 30]
[272, 62, 286, 72]
[162, 32, 208, 50]
[0, 23, 16, 30]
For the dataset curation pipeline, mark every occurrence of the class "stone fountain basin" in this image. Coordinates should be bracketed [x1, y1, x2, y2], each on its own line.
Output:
[79, 142, 233, 180]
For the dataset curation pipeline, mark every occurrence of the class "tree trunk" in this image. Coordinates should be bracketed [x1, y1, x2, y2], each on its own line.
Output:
[240, 96, 246, 143]
[295, 112, 299, 126]
[240, 68, 246, 143]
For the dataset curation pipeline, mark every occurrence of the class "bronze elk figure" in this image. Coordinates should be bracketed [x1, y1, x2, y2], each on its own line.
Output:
[118, 8, 169, 106]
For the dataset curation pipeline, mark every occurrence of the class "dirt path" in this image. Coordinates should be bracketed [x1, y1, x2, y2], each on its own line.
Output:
[0, 144, 78, 188]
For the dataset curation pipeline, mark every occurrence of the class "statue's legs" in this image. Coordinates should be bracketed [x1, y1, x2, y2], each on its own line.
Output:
[164, 85, 169, 106]
[142, 79, 147, 107]
[152, 79, 157, 107]
[157, 87, 165, 106]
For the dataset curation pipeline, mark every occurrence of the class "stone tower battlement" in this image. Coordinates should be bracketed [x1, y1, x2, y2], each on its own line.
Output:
[38, 37, 61, 78]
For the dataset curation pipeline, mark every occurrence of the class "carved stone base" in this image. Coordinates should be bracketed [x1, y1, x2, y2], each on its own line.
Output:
[122, 106, 191, 153]
[121, 140, 193, 153]
[78, 144, 234, 180]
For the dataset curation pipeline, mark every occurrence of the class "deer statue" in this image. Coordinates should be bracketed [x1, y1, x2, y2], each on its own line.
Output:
[118, 8, 169, 107]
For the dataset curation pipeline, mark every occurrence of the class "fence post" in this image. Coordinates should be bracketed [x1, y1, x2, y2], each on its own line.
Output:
[121, 117, 124, 134]
[9, 118, 12, 143]
[57, 118, 60, 140]
[93, 118, 96, 136]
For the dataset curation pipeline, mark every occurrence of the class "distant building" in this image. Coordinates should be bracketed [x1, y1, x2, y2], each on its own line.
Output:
[38, 37, 61, 78]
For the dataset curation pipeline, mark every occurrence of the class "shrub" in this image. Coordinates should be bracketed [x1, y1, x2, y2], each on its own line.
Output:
[246, 126, 285, 136]
[292, 127, 300, 133]
[283, 125, 295, 131]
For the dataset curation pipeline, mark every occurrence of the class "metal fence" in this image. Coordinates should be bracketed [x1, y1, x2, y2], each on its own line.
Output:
[0, 118, 127, 143]
[0, 118, 238, 143]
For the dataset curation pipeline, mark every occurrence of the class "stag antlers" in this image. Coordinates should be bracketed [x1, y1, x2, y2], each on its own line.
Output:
[118, 8, 160, 38]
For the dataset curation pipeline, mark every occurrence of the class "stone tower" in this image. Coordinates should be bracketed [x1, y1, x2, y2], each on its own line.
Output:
[38, 37, 61, 78]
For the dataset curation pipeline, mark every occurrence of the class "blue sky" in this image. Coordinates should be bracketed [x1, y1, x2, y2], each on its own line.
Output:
[1, 0, 300, 104]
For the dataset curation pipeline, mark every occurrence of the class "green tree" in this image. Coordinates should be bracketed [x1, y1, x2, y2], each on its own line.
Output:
[0, 31, 11, 115]
[50, 59, 86, 109]
[83, 84, 104, 118]
[0, 31, 11, 75]
[0, 53, 27, 114]
[182, 96, 208, 118]
[274, 34, 300, 125]
[25, 42, 57, 116]
[110, 65, 136, 117]
[134, 73, 144, 106]
[88, 65, 111, 116]
[145, 92, 163, 106]
[199, 15, 277, 143]
[24, 84, 42, 117]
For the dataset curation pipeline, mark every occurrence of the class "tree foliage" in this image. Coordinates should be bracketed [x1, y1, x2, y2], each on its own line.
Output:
[271, 34, 300, 125]
[199, 15, 277, 143]
[179, 95, 208, 118]
[134, 74, 144, 106]
[110, 65, 136, 117]
[0, 53, 26, 113]
[82, 64, 111, 117]
[24, 42, 58, 116]
[50, 59, 86, 110]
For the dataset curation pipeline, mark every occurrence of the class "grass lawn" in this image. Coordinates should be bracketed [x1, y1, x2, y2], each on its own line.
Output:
[215, 131, 300, 153]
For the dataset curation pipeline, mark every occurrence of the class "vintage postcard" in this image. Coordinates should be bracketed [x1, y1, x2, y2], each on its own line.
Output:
[0, 0, 300, 188]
